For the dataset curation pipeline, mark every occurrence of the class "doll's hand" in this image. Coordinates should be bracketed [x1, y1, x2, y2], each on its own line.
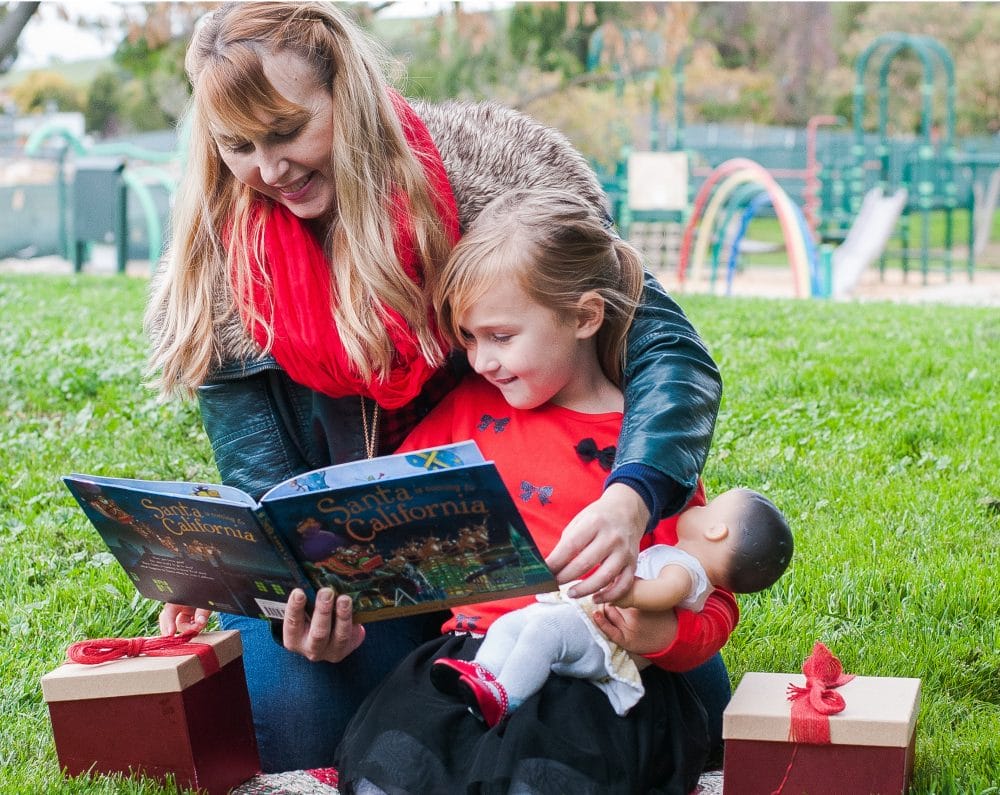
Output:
[158, 603, 211, 636]
[282, 588, 365, 663]
[545, 483, 648, 603]
[592, 604, 678, 656]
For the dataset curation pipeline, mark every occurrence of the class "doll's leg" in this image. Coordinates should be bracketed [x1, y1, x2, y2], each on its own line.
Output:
[493, 603, 600, 708]
[474, 607, 533, 675]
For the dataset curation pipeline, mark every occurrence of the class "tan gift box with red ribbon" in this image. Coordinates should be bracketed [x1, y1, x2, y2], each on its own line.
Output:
[41, 630, 260, 795]
[722, 645, 921, 795]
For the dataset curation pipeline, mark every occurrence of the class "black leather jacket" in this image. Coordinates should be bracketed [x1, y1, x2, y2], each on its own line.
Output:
[188, 101, 721, 518]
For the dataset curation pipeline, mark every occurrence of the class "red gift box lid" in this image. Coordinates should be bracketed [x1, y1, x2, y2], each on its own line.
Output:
[41, 631, 243, 702]
[723, 672, 921, 748]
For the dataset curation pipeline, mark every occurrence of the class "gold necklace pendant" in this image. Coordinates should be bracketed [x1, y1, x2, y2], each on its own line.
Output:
[360, 396, 380, 459]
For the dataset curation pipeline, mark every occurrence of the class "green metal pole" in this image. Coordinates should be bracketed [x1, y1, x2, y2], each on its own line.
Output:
[57, 146, 69, 260]
[115, 178, 128, 274]
[820, 244, 834, 299]
[966, 179, 976, 278]
[917, 142, 933, 283]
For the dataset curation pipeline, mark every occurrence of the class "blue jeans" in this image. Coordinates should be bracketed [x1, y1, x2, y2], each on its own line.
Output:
[220, 611, 439, 772]
[682, 652, 731, 758]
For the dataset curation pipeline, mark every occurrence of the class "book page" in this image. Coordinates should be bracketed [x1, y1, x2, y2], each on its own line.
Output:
[66, 473, 256, 507]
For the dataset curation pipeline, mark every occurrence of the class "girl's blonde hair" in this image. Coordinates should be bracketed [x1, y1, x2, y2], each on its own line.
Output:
[434, 189, 645, 386]
[146, 1, 453, 395]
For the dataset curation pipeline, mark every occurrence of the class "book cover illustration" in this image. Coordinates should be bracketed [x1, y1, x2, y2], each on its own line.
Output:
[267, 457, 555, 622]
[63, 475, 307, 620]
[64, 442, 555, 623]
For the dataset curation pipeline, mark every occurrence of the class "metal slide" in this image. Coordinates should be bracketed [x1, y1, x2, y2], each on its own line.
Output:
[831, 187, 908, 297]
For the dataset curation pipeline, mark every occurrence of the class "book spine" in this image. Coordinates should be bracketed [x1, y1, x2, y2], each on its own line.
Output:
[252, 507, 315, 599]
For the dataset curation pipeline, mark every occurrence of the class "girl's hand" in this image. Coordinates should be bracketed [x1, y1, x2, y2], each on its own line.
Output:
[545, 483, 649, 603]
[159, 603, 211, 636]
[282, 588, 366, 663]
[592, 604, 678, 656]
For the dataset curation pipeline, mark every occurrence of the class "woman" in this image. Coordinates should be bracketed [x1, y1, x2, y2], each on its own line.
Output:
[146, 1, 729, 772]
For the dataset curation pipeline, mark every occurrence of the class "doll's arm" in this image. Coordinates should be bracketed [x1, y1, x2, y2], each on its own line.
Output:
[613, 564, 692, 611]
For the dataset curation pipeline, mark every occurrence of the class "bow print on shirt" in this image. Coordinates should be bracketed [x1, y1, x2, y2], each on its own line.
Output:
[575, 438, 616, 471]
[520, 481, 554, 505]
[477, 414, 510, 433]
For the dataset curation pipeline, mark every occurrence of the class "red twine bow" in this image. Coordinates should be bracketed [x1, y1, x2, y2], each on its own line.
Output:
[785, 641, 854, 745]
[66, 632, 220, 677]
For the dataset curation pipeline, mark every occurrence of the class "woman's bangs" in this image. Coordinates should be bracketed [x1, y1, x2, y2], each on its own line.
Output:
[199, 46, 308, 137]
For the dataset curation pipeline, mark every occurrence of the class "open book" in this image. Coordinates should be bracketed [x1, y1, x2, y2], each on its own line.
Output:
[64, 442, 555, 622]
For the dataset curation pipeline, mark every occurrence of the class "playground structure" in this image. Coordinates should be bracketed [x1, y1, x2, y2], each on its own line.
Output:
[1, 118, 177, 272]
[588, 29, 1000, 298]
[676, 158, 818, 298]
[1, 29, 998, 283]
[675, 160, 911, 299]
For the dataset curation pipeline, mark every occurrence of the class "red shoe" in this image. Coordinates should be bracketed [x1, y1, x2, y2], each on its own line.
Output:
[431, 657, 483, 696]
[456, 670, 509, 728]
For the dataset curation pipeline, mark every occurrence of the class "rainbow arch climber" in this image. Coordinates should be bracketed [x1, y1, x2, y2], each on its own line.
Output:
[677, 158, 820, 298]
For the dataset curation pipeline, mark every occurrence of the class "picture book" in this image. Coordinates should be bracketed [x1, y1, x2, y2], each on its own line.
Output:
[64, 442, 556, 623]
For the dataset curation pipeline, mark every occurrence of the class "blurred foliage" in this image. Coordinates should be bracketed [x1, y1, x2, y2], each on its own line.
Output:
[9, 69, 83, 113]
[840, 2, 1000, 135]
[83, 69, 125, 137]
[6, 1, 1000, 146]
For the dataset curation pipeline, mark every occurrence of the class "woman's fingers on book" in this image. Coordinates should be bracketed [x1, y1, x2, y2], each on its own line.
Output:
[333, 594, 366, 657]
[282, 588, 364, 663]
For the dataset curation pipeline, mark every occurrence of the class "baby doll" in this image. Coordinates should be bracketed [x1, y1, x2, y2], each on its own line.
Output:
[431, 487, 792, 726]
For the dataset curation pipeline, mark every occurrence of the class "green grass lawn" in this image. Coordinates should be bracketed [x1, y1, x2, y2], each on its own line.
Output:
[1, 274, 998, 793]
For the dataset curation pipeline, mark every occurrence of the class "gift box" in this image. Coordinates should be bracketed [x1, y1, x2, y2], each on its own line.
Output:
[722, 669, 921, 795]
[41, 630, 260, 794]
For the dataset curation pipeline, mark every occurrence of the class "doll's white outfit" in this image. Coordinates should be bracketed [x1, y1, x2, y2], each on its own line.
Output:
[473, 544, 713, 715]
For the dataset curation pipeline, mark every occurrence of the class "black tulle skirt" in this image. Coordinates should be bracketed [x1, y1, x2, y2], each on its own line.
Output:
[334, 633, 710, 795]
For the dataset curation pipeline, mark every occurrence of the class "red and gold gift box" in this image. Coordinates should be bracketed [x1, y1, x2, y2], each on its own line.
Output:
[722, 670, 921, 795]
[41, 630, 260, 795]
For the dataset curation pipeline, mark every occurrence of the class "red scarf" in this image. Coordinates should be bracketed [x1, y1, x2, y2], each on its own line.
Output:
[235, 91, 459, 409]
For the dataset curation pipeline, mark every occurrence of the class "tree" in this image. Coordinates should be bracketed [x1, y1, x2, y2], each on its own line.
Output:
[0, 1, 40, 74]
[85, 70, 125, 136]
[10, 69, 83, 113]
[111, 3, 212, 125]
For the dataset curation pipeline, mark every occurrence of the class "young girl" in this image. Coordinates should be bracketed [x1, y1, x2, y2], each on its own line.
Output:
[148, 2, 727, 770]
[334, 189, 738, 794]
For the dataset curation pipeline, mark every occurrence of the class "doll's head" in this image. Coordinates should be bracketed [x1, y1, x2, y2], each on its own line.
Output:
[676, 488, 792, 594]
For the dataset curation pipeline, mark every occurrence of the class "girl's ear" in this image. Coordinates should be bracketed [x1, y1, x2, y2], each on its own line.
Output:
[574, 290, 605, 339]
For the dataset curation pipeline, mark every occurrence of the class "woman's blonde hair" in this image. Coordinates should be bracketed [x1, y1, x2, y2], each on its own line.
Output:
[146, 1, 453, 395]
[434, 189, 645, 386]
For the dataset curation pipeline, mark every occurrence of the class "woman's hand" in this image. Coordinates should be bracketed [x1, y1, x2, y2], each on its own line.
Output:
[159, 603, 211, 636]
[282, 588, 366, 663]
[545, 483, 650, 603]
[591, 604, 678, 656]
